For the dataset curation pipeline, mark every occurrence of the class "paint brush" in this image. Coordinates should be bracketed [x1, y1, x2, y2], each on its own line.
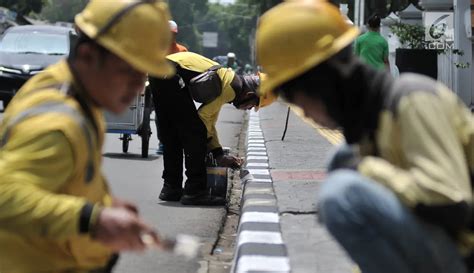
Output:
[141, 233, 201, 260]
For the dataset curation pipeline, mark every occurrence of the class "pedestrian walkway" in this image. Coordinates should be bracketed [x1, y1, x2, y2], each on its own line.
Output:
[233, 101, 354, 273]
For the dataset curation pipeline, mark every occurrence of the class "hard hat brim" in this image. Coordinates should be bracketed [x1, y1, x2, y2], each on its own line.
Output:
[260, 26, 359, 96]
[146, 59, 176, 78]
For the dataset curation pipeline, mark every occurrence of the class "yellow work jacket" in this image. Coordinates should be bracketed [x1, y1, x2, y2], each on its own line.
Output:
[0, 60, 113, 273]
[356, 74, 474, 255]
[167, 52, 236, 152]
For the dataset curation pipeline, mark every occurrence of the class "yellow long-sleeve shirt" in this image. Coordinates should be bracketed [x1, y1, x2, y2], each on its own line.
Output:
[356, 74, 474, 255]
[0, 60, 113, 273]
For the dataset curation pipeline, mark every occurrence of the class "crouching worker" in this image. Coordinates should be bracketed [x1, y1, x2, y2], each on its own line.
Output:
[150, 51, 274, 206]
[0, 1, 174, 273]
[256, 1, 474, 273]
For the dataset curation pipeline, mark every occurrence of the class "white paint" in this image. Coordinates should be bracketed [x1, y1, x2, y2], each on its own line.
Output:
[237, 231, 283, 246]
[246, 155, 268, 160]
[249, 139, 265, 143]
[240, 212, 279, 224]
[247, 144, 265, 148]
[245, 187, 273, 195]
[247, 136, 264, 139]
[249, 178, 272, 183]
[247, 156, 268, 160]
[247, 147, 266, 151]
[244, 199, 276, 207]
[236, 256, 290, 273]
[248, 169, 270, 176]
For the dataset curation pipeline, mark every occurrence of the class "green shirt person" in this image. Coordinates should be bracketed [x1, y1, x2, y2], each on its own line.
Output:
[354, 14, 389, 70]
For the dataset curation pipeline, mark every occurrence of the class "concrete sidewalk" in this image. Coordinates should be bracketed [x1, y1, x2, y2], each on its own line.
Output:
[234, 101, 354, 273]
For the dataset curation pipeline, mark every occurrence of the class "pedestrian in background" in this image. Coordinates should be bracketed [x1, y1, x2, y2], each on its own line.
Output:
[0, 1, 174, 272]
[155, 20, 189, 155]
[256, 1, 473, 273]
[168, 20, 188, 54]
[150, 51, 274, 206]
[354, 14, 390, 70]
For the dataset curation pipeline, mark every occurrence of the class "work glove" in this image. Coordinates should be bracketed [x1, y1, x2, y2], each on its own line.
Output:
[326, 144, 360, 172]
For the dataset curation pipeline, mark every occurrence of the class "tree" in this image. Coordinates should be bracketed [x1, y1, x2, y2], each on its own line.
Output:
[198, 1, 259, 64]
[0, 0, 46, 18]
[168, 0, 209, 52]
[242, 0, 282, 14]
[40, 0, 88, 23]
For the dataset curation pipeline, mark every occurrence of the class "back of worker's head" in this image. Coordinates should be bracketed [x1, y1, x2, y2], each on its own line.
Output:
[367, 14, 381, 29]
[256, 0, 359, 98]
[74, 0, 174, 77]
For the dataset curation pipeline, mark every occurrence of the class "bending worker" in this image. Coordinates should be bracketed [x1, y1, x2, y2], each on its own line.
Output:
[0, 1, 174, 272]
[256, 1, 473, 273]
[150, 51, 274, 206]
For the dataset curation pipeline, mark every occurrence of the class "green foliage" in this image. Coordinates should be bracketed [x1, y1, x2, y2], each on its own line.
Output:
[197, 1, 259, 64]
[168, 0, 209, 53]
[390, 22, 428, 49]
[40, 0, 87, 22]
[0, 0, 46, 16]
[241, 0, 282, 14]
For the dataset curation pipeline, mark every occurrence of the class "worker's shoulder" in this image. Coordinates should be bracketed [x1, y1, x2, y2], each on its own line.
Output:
[386, 73, 444, 113]
[167, 51, 209, 62]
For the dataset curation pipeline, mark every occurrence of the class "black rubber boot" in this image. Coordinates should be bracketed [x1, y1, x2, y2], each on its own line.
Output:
[180, 191, 225, 206]
[159, 185, 183, 201]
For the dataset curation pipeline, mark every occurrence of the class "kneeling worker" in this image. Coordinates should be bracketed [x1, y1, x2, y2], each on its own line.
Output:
[150, 51, 274, 206]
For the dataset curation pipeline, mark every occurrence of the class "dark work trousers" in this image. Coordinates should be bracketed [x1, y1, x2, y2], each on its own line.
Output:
[150, 75, 208, 194]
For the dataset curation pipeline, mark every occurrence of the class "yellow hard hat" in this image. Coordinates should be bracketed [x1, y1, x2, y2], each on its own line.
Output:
[75, 0, 175, 77]
[256, 0, 359, 95]
[256, 73, 277, 110]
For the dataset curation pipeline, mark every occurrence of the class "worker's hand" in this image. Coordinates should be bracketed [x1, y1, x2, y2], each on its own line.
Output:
[93, 207, 160, 252]
[216, 155, 243, 169]
[112, 197, 139, 215]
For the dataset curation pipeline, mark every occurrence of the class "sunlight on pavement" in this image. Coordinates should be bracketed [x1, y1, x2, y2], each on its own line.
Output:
[290, 106, 344, 145]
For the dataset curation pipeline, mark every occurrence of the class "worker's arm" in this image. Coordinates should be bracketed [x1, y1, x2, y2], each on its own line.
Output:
[198, 95, 225, 157]
[358, 92, 472, 231]
[0, 130, 99, 240]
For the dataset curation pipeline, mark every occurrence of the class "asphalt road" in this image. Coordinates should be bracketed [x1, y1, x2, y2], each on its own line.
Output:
[103, 104, 244, 273]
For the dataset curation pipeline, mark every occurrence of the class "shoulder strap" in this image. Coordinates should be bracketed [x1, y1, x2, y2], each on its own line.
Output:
[209, 65, 222, 71]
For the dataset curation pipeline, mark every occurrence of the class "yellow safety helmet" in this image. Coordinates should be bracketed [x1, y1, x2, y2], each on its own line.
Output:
[75, 0, 175, 77]
[256, 0, 359, 96]
[256, 73, 277, 110]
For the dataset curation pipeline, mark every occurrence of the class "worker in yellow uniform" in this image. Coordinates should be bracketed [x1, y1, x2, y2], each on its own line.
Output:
[150, 51, 274, 205]
[256, 1, 473, 273]
[0, 1, 174, 273]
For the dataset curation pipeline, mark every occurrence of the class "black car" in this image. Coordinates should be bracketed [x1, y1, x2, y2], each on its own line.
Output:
[0, 25, 76, 107]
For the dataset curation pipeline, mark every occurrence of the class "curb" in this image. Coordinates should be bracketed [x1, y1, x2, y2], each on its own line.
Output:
[231, 111, 291, 273]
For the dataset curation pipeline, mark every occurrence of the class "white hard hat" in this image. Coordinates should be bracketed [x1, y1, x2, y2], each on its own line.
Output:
[227, 52, 236, 58]
[169, 20, 178, 33]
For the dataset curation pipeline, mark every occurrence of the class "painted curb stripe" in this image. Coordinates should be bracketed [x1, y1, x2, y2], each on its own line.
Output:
[236, 256, 290, 273]
[232, 113, 291, 273]
[240, 212, 279, 224]
[237, 231, 283, 245]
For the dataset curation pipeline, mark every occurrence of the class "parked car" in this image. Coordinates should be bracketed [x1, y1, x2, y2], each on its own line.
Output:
[0, 25, 76, 107]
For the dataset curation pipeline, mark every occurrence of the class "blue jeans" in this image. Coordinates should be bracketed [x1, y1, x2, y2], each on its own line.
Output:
[319, 156, 467, 273]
